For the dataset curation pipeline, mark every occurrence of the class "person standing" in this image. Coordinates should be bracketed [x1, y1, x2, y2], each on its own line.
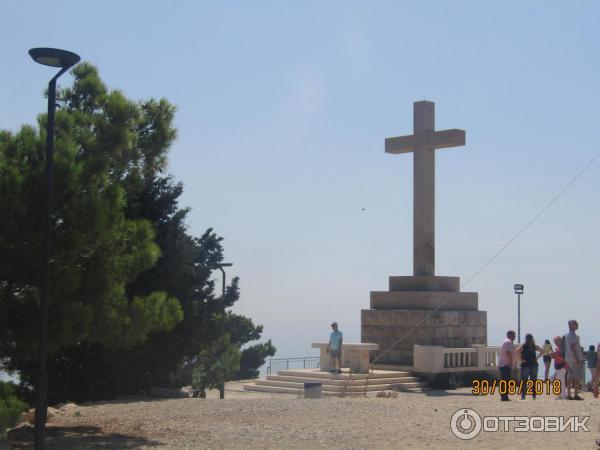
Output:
[542, 339, 553, 381]
[552, 335, 569, 399]
[564, 320, 585, 400]
[498, 330, 516, 401]
[327, 322, 343, 374]
[515, 334, 544, 399]
[581, 346, 587, 387]
[586, 344, 597, 391]
[593, 343, 599, 399]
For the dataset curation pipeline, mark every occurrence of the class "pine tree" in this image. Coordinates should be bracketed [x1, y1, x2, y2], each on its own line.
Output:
[0, 64, 183, 378]
[0, 64, 275, 403]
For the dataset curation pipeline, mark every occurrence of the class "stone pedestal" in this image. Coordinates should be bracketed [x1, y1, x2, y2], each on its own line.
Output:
[312, 342, 378, 373]
[361, 275, 487, 366]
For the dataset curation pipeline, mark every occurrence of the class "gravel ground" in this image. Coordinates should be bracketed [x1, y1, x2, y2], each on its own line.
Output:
[7, 383, 600, 449]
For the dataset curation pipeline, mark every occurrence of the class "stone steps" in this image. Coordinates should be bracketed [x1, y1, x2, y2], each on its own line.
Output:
[266, 374, 420, 386]
[275, 369, 411, 379]
[243, 384, 364, 396]
[243, 368, 426, 395]
[371, 364, 414, 372]
[256, 379, 425, 392]
[243, 384, 304, 395]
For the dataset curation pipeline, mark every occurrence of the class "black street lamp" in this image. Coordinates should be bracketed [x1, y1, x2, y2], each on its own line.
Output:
[514, 284, 524, 344]
[216, 262, 232, 400]
[29, 47, 80, 450]
[217, 263, 233, 300]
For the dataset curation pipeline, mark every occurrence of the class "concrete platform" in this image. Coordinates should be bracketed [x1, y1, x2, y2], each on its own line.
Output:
[276, 369, 412, 379]
[371, 364, 414, 372]
[254, 380, 423, 392]
[243, 368, 426, 395]
[312, 342, 377, 373]
[242, 385, 369, 396]
[266, 375, 419, 385]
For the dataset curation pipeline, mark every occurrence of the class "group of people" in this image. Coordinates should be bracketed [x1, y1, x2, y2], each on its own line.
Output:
[498, 320, 599, 401]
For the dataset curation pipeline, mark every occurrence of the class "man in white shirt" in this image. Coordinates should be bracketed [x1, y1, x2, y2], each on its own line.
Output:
[565, 320, 584, 400]
[498, 330, 516, 401]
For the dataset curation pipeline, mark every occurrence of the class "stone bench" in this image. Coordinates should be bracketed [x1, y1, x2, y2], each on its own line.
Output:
[312, 342, 378, 373]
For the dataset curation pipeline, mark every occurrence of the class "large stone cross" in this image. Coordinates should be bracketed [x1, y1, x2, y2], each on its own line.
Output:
[385, 101, 465, 277]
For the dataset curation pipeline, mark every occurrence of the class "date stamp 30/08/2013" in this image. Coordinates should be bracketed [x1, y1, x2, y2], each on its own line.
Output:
[471, 379, 561, 396]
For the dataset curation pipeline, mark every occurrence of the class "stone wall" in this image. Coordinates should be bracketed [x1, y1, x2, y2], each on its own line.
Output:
[360, 276, 487, 366]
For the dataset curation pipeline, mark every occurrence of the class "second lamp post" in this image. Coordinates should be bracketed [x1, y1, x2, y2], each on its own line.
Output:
[514, 284, 524, 344]
[217, 262, 232, 399]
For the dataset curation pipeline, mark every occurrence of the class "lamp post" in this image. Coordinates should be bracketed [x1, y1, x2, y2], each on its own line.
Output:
[217, 263, 233, 301]
[514, 284, 524, 344]
[216, 263, 232, 400]
[29, 47, 80, 450]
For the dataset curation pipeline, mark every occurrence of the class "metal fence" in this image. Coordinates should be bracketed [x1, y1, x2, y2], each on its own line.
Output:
[266, 357, 320, 375]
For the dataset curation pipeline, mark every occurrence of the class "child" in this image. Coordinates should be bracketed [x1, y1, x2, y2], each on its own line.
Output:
[553, 335, 568, 399]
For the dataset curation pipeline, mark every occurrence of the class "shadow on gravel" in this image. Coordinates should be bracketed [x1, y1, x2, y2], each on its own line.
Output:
[400, 389, 474, 397]
[9, 425, 164, 449]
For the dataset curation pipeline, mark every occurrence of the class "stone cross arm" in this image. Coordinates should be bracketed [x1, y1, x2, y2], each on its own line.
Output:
[385, 129, 465, 154]
[385, 101, 466, 276]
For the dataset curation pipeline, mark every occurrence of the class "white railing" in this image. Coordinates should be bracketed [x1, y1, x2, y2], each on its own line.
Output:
[414, 345, 500, 373]
[443, 348, 476, 368]
[481, 346, 499, 368]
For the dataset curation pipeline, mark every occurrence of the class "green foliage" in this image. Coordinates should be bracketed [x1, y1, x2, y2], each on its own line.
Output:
[0, 63, 182, 373]
[225, 313, 276, 379]
[0, 381, 28, 435]
[225, 313, 263, 346]
[237, 340, 277, 380]
[1, 63, 275, 403]
[192, 334, 240, 395]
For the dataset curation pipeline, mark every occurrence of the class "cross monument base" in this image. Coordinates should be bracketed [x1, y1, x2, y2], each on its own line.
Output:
[361, 275, 487, 366]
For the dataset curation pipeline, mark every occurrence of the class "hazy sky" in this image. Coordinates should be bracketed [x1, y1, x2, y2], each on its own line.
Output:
[2, 1, 599, 364]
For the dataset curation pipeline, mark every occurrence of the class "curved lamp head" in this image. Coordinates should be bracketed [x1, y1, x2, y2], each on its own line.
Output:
[514, 284, 524, 295]
[28, 47, 80, 69]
